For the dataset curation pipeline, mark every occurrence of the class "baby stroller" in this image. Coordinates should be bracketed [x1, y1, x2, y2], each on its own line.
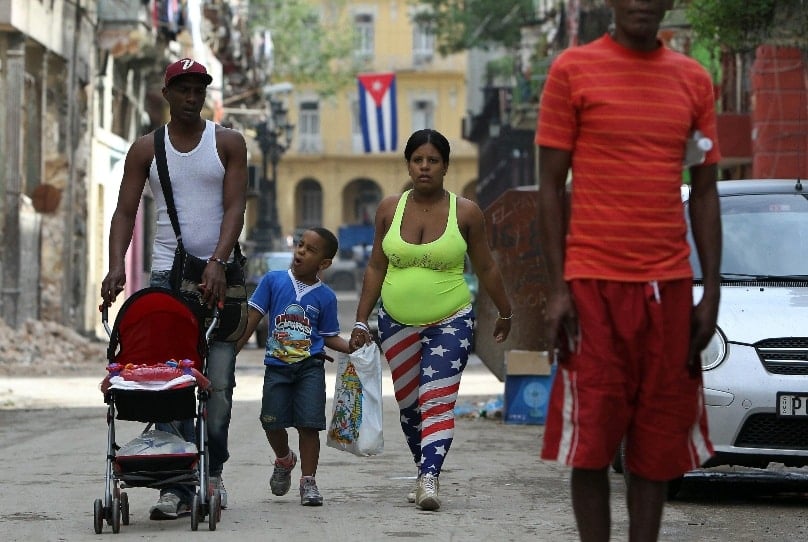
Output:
[93, 287, 222, 533]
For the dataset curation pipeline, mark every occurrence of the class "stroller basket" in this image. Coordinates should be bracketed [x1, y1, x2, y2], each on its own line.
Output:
[113, 387, 197, 423]
[114, 426, 200, 490]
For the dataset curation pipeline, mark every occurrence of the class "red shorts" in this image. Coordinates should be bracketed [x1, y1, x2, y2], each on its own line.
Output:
[541, 279, 713, 481]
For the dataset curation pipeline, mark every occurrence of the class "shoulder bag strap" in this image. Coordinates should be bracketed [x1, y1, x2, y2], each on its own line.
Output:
[153, 126, 183, 245]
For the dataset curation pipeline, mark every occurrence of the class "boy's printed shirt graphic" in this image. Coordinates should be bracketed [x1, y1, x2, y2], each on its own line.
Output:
[250, 269, 339, 367]
[269, 303, 313, 364]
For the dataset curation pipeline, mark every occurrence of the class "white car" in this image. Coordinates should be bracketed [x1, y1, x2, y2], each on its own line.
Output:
[678, 179, 808, 492]
[616, 179, 808, 496]
[319, 256, 360, 291]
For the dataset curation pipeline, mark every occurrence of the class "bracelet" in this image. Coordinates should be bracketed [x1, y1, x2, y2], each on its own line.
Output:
[497, 312, 513, 320]
[353, 321, 370, 333]
[207, 257, 227, 267]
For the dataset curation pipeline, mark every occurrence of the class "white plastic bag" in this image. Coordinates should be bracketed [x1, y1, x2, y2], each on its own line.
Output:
[118, 429, 197, 457]
[326, 342, 384, 456]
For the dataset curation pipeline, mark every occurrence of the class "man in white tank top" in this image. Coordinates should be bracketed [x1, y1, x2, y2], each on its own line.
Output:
[101, 58, 248, 519]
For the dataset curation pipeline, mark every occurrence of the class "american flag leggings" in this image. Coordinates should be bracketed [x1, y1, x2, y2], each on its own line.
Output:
[377, 305, 475, 476]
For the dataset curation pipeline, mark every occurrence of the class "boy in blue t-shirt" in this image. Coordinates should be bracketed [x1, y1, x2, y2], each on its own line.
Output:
[236, 227, 349, 506]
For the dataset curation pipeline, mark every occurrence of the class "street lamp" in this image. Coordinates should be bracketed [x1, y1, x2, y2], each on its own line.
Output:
[252, 96, 294, 251]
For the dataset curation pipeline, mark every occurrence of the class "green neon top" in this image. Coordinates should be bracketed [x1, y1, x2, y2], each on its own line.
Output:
[381, 190, 471, 325]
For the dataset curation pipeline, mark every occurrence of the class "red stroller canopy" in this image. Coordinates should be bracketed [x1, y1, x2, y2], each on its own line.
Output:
[108, 288, 205, 371]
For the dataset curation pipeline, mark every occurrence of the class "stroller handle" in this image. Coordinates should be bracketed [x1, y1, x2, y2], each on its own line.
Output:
[100, 291, 221, 343]
[100, 303, 112, 337]
[205, 306, 220, 343]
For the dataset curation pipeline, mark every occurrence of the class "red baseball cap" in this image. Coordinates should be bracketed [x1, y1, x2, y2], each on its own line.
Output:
[164, 58, 213, 87]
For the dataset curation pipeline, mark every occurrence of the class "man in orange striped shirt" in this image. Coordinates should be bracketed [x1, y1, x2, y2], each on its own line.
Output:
[536, 1, 721, 540]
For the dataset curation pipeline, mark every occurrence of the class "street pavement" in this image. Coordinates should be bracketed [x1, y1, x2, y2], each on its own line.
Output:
[0, 344, 578, 541]
[1, 342, 808, 540]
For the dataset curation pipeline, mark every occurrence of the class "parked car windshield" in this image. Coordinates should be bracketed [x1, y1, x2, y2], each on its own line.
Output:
[687, 192, 808, 280]
[247, 251, 293, 285]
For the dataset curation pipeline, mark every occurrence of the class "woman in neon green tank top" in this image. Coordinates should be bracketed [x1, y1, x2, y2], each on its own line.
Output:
[350, 129, 512, 511]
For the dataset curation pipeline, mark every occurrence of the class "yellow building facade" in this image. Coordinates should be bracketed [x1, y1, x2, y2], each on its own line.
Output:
[244, 0, 478, 254]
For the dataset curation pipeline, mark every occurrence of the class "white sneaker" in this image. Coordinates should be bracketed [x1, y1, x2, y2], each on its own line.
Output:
[415, 473, 441, 511]
[299, 476, 323, 506]
[149, 491, 190, 520]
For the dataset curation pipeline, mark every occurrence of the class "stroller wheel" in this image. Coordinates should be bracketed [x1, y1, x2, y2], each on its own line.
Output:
[208, 491, 220, 531]
[93, 498, 103, 534]
[213, 489, 223, 522]
[120, 492, 130, 525]
[190, 494, 201, 531]
[111, 497, 121, 534]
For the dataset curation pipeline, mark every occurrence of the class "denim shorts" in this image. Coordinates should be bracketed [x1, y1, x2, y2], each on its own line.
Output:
[260, 356, 326, 431]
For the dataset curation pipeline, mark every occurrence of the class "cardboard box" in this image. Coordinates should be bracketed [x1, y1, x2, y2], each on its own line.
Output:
[505, 350, 553, 375]
[504, 350, 556, 425]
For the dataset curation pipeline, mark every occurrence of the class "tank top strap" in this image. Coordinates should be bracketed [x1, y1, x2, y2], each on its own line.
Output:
[447, 191, 458, 236]
[388, 190, 411, 243]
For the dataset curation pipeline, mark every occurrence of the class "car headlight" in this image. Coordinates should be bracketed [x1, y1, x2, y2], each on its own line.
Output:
[700, 328, 727, 371]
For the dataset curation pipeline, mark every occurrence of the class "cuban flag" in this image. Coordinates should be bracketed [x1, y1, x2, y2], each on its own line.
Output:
[357, 72, 398, 153]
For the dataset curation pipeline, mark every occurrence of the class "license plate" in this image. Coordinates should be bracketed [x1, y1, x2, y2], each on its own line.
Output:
[777, 393, 808, 417]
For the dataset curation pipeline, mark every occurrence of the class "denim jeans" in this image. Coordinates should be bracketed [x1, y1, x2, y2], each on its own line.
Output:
[151, 271, 236, 499]
[259, 356, 326, 431]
